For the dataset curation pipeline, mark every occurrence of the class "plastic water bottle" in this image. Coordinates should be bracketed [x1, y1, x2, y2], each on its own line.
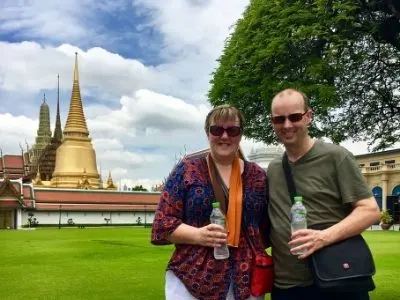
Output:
[290, 196, 307, 255]
[210, 202, 229, 260]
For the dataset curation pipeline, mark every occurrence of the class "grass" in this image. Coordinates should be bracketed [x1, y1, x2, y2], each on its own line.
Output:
[0, 228, 398, 299]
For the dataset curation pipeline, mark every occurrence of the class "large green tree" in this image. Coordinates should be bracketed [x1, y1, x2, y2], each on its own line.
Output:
[208, 0, 400, 151]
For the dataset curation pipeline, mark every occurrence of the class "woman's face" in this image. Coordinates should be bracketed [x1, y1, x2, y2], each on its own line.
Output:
[207, 117, 242, 162]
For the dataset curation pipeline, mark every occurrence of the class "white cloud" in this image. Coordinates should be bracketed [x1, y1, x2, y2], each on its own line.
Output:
[133, 0, 249, 103]
[0, 0, 128, 43]
[0, 113, 37, 153]
[0, 0, 380, 189]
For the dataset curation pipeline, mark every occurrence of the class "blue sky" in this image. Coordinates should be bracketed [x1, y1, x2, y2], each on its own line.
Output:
[0, 0, 263, 188]
[0, 0, 372, 188]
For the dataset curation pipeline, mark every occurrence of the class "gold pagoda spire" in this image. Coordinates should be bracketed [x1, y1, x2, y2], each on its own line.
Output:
[53, 74, 63, 142]
[51, 53, 100, 189]
[63, 52, 89, 136]
[106, 171, 116, 189]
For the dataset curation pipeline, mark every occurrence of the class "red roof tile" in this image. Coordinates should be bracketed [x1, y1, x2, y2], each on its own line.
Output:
[35, 203, 157, 211]
[34, 189, 160, 205]
[0, 200, 21, 208]
[3, 155, 24, 169]
[23, 186, 33, 199]
[23, 200, 35, 208]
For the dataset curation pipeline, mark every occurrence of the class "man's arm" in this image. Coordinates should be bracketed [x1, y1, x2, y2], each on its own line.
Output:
[322, 197, 380, 242]
[289, 196, 380, 259]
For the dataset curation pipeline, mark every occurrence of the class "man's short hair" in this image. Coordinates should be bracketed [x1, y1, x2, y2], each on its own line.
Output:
[272, 89, 309, 111]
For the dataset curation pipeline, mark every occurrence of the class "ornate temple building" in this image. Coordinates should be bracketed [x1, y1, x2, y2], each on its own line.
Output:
[29, 75, 63, 182]
[355, 149, 400, 223]
[0, 53, 159, 229]
[247, 145, 284, 171]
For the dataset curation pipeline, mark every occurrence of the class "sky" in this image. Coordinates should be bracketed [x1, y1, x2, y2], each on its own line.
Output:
[0, 0, 375, 190]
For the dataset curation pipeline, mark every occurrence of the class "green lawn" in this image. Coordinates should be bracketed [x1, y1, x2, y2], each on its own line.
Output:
[0, 228, 398, 299]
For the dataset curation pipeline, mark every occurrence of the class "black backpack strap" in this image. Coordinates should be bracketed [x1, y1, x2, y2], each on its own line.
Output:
[282, 152, 297, 204]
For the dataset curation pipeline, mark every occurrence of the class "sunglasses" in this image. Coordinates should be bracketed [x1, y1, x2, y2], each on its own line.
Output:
[209, 125, 242, 137]
[271, 112, 308, 124]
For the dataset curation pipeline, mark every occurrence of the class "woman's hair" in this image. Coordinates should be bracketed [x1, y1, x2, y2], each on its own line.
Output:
[204, 104, 245, 134]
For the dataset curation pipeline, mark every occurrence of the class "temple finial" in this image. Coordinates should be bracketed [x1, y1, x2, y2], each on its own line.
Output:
[35, 165, 42, 185]
[74, 52, 79, 82]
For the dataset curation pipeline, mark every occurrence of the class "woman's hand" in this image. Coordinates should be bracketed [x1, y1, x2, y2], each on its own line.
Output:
[196, 224, 228, 248]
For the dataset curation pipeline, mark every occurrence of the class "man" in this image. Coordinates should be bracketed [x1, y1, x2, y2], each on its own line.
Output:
[267, 88, 380, 300]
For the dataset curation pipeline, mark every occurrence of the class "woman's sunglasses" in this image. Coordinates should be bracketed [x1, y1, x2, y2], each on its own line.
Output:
[271, 112, 308, 125]
[209, 125, 242, 137]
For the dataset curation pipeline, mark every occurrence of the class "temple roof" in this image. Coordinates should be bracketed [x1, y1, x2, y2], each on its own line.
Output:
[0, 155, 25, 179]
[0, 178, 22, 199]
[2, 179, 160, 212]
[35, 203, 157, 211]
[23, 185, 34, 199]
[33, 189, 160, 205]
[0, 155, 24, 170]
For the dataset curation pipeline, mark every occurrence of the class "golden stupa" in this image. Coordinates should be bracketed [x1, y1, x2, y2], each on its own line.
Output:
[51, 53, 100, 189]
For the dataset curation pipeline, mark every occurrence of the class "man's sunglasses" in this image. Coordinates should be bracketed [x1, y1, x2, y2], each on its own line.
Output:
[271, 112, 308, 125]
[209, 125, 242, 137]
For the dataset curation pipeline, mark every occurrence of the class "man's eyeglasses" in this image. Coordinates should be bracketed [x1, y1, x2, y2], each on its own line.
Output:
[209, 125, 242, 137]
[271, 112, 308, 125]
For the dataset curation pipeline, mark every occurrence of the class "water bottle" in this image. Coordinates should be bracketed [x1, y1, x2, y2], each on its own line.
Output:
[210, 202, 229, 260]
[290, 196, 307, 255]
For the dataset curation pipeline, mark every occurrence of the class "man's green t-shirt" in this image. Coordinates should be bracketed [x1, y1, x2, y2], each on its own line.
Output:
[267, 140, 373, 289]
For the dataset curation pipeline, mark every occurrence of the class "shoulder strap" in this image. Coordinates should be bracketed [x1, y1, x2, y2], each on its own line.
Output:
[206, 155, 228, 215]
[207, 155, 259, 251]
[282, 152, 297, 204]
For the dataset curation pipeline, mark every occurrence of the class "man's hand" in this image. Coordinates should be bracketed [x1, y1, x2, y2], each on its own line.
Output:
[195, 224, 228, 248]
[288, 229, 330, 259]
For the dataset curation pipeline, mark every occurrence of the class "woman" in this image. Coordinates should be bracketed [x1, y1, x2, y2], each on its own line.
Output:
[151, 105, 269, 300]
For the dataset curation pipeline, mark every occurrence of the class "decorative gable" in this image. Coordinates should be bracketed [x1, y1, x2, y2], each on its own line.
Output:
[0, 178, 23, 202]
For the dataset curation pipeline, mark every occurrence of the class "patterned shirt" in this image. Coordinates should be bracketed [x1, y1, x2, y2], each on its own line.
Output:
[151, 157, 269, 300]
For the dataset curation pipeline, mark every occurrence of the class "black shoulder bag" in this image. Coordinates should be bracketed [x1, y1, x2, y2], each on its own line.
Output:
[282, 153, 376, 292]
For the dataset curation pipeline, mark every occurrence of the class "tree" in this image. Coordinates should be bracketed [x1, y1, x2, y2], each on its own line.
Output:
[131, 185, 148, 192]
[208, 0, 400, 151]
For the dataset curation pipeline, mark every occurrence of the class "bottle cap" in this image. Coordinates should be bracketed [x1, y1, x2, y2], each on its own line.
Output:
[294, 196, 303, 202]
[212, 202, 220, 208]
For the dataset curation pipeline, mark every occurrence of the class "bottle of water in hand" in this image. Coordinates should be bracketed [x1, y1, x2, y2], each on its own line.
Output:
[290, 196, 307, 255]
[210, 202, 229, 260]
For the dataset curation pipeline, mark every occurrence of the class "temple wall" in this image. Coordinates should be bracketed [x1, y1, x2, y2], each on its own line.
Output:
[21, 211, 155, 226]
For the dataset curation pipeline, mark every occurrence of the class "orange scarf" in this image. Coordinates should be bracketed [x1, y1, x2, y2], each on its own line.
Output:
[207, 154, 243, 247]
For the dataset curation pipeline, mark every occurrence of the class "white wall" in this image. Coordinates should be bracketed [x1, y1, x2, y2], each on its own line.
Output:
[21, 211, 155, 226]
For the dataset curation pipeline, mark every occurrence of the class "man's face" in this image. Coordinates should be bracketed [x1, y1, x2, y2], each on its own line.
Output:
[271, 92, 311, 147]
